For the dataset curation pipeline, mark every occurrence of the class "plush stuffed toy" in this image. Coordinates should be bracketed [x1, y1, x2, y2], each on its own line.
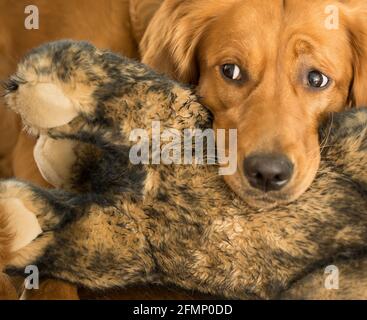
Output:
[1, 40, 367, 300]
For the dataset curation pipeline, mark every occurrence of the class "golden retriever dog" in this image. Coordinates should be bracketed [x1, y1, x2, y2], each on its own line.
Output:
[1, 0, 367, 300]
[141, 0, 367, 209]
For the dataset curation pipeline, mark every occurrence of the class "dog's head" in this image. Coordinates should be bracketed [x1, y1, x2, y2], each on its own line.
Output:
[141, 0, 367, 208]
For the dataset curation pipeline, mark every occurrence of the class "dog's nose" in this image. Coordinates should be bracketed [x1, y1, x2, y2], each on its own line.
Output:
[244, 154, 294, 192]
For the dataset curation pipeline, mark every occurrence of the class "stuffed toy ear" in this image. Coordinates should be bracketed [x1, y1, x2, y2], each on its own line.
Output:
[343, 0, 367, 107]
[129, 0, 163, 45]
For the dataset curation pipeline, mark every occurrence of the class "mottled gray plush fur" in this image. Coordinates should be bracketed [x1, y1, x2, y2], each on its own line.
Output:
[2, 40, 367, 299]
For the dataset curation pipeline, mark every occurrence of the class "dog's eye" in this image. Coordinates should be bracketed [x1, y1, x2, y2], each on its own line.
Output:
[308, 70, 329, 88]
[221, 64, 242, 81]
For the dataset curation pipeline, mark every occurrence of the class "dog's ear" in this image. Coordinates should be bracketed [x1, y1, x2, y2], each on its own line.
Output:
[140, 0, 230, 84]
[343, 0, 367, 107]
[129, 0, 164, 45]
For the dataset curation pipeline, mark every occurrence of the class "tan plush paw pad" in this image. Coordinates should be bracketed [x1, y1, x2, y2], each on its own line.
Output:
[16, 83, 78, 129]
[0, 198, 42, 252]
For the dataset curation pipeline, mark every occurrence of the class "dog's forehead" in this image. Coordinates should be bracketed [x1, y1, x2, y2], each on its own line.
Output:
[213, 0, 345, 37]
[201, 0, 351, 66]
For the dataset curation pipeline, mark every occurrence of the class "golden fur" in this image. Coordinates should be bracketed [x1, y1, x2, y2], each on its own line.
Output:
[141, 0, 367, 208]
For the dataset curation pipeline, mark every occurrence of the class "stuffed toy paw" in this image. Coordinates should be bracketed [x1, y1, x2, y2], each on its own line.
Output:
[1, 40, 367, 299]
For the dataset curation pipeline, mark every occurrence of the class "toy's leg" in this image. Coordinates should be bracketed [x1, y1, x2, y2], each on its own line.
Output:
[0, 179, 76, 268]
[27, 215, 156, 290]
[0, 179, 155, 290]
[0, 180, 67, 235]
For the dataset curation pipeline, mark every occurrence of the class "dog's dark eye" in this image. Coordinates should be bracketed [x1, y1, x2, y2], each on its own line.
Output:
[221, 64, 242, 81]
[308, 70, 329, 88]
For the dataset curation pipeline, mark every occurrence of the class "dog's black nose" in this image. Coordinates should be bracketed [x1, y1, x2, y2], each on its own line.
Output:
[244, 154, 294, 192]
